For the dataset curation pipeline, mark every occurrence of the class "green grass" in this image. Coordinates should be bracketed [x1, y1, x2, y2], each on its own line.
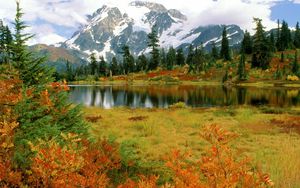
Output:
[85, 106, 300, 188]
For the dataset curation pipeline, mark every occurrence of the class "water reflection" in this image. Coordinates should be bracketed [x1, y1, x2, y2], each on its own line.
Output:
[69, 85, 300, 109]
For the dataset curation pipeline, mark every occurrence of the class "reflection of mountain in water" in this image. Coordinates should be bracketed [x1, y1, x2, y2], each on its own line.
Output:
[69, 85, 300, 109]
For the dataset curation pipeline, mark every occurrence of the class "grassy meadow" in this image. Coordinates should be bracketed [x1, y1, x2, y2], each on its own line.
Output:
[84, 105, 300, 187]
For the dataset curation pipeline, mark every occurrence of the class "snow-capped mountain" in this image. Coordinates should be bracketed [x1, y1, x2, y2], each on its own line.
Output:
[61, 1, 244, 61]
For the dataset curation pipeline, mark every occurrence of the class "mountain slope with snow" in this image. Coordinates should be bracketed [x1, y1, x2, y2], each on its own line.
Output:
[61, 1, 244, 61]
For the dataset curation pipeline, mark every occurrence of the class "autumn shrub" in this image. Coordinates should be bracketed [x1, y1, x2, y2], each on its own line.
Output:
[0, 67, 24, 187]
[165, 124, 274, 187]
[27, 134, 121, 187]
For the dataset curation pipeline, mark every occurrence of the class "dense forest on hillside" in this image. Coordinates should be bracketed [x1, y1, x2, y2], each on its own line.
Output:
[25, 16, 300, 83]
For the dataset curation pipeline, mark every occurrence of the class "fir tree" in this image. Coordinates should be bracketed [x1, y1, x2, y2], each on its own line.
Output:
[252, 18, 272, 69]
[176, 48, 185, 66]
[160, 48, 167, 69]
[211, 42, 219, 60]
[193, 45, 206, 73]
[0, 20, 6, 63]
[10, 2, 87, 168]
[269, 31, 276, 52]
[110, 57, 119, 75]
[186, 45, 194, 65]
[220, 26, 231, 61]
[99, 56, 107, 76]
[294, 22, 300, 48]
[279, 20, 292, 51]
[122, 45, 135, 74]
[137, 54, 148, 72]
[241, 30, 253, 54]
[292, 50, 299, 75]
[166, 47, 176, 70]
[238, 53, 247, 80]
[276, 19, 281, 50]
[65, 60, 75, 81]
[11, 2, 53, 87]
[147, 26, 160, 70]
[89, 53, 98, 75]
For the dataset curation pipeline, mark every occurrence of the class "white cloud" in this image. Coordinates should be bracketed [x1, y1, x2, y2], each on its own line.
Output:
[0, 0, 296, 44]
[26, 24, 66, 45]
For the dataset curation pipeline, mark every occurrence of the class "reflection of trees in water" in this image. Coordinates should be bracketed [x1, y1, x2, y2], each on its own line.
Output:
[69, 86, 300, 108]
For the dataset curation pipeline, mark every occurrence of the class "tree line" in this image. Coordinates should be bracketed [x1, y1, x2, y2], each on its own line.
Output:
[1, 16, 299, 82]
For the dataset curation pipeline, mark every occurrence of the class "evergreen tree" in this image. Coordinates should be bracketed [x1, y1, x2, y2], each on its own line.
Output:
[279, 20, 292, 50]
[276, 19, 281, 50]
[166, 47, 176, 70]
[136, 54, 148, 72]
[220, 26, 231, 61]
[122, 45, 135, 74]
[10, 2, 87, 168]
[0, 20, 6, 63]
[110, 57, 119, 75]
[176, 48, 185, 66]
[186, 45, 196, 66]
[269, 31, 276, 52]
[65, 60, 75, 81]
[292, 50, 299, 75]
[211, 42, 219, 60]
[192, 45, 206, 73]
[89, 53, 98, 75]
[11, 2, 53, 87]
[99, 56, 107, 76]
[160, 48, 167, 69]
[241, 30, 253, 54]
[147, 26, 160, 70]
[294, 22, 300, 48]
[237, 53, 247, 80]
[252, 18, 272, 69]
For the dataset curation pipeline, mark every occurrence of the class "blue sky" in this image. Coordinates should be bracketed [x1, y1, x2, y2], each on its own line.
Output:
[271, 1, 300, 26]
[0, 0, 299, 45]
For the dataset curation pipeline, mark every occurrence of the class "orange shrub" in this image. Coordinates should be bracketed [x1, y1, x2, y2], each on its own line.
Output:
[28, 135, 121, 187]
[165, 124, 274, 188]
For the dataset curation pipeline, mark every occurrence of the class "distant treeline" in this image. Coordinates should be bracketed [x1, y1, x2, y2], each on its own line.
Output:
[1, 18, 299, 81]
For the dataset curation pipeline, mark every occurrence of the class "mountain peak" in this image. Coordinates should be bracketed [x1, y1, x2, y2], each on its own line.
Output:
[129, 1, 167, 12]
[62, 1, 244, 62]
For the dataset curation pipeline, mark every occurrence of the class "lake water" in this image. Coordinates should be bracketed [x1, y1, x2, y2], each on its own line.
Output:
[69, 85, 300, 109]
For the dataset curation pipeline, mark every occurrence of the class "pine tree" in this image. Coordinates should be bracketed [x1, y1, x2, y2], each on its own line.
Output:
[220, 26, 231, 61]
[211, 42, 219, 60]
[237, 53, 247, 80]
[137, 54, 148, 72]
[186, 45, 194, 66]
[0, 20, 6, 63]
[279, 20, 292, 51]
[122, 45, 135, 74]
[241, 30, 253, 54]
[160, 48, 167, 69]
[276, 19, 281, 50]
[176, 48, 185, 66]
[110, 57, 119, 75]
[11, 2, 53, 87]
[193, 45, 206, 73]
[89, 53, 98, 75]
[147, 26, 160, 70]
[252, 18, 272, 69]
[10, 2, 87, 168]
[65, 60, 74, 81]
[269, 31, 276, 52]
[99, 56, 107, 76]
[292, 50, 299, 75]
[294, 22, 300, 48]
[166, 47, 176, 70]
